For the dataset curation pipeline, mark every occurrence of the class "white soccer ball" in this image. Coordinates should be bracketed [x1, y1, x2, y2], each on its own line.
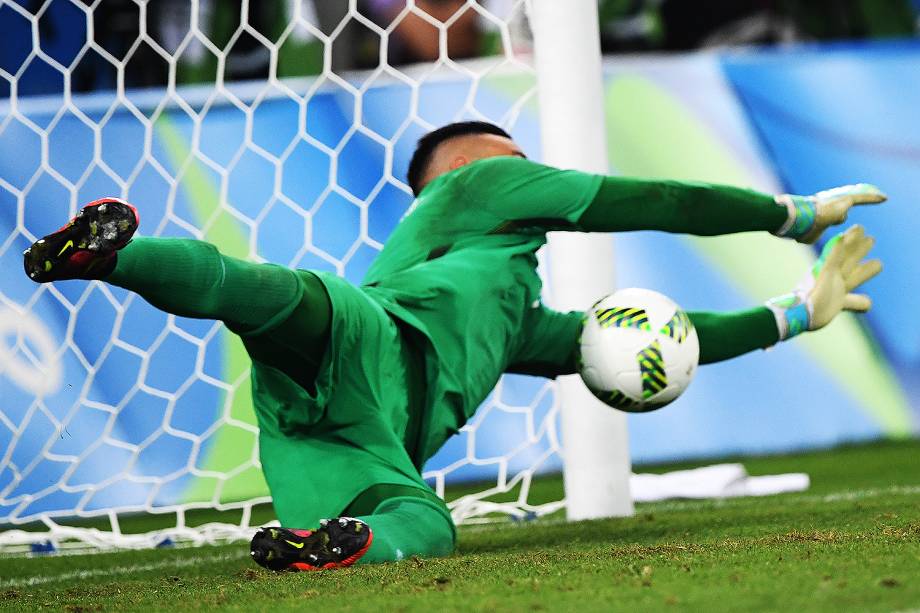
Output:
[579, 288, 699, 413]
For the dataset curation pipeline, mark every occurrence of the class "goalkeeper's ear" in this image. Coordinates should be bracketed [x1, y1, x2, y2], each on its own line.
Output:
[449, 154, 470, 171]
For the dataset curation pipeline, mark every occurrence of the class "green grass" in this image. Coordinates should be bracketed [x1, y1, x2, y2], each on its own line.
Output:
[1, 440, 918, 612]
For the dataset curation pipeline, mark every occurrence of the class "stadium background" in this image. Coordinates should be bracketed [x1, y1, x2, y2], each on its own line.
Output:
[1, 1, 919, 522]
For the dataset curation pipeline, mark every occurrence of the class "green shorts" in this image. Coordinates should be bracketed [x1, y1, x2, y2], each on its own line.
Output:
[241, 271, 439, 528]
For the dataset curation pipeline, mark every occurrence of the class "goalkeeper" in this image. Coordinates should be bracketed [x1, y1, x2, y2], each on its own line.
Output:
[23, 122, 884, 570]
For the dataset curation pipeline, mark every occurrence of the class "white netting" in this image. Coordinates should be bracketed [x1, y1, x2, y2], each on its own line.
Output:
[0, 0, 570, 553]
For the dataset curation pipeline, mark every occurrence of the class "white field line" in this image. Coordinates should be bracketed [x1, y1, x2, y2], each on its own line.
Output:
[0, 550, 249, 589]
[461, 483, 920, 533]
[643, 483, 920, 513]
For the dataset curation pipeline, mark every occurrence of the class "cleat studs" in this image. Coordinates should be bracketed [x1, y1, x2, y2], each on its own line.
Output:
[23, 248, 30, 256]
[308, 554, 318, 562]
[319, 519, 329, 527]
[37, 239, 45, 245]
[338, 518, 348, 527]
[98, 204, 107, 214]
[331, 547, 341, 555]
[29, 272, 37, 279]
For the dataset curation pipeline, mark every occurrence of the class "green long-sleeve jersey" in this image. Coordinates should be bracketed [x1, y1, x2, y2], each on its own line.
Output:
[360, 156, 783, 464]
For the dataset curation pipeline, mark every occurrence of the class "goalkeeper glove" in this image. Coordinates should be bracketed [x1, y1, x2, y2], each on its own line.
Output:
[766, 225, 881, 340]
[773, 184, 886, 244]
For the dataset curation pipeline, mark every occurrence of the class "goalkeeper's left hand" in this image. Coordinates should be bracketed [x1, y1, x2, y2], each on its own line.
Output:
[766, 225, 881, 340]
[774, 184, 886, 244]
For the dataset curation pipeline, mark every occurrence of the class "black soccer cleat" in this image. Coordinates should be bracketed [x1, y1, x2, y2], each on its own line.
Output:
[23, 197, 139, 283]
[249, 517, 373, 572]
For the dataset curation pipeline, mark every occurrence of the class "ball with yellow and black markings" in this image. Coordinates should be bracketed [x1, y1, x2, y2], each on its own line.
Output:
[578, 288, 699, 413]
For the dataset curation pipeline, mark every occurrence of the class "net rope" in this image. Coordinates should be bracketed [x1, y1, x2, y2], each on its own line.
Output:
[0, 0, 567, 554]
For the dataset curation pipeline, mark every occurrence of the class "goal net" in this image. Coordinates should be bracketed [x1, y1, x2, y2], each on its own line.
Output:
[0, 0, 582, 553]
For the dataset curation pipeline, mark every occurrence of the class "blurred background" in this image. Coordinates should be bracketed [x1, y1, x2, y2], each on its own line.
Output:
[2, 0, 919, 94]
[0, 1, 918, 526]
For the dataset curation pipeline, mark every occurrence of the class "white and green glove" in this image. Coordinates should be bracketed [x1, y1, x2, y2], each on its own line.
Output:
[766, 225, 882, 340]
[773, 184, 886, 244]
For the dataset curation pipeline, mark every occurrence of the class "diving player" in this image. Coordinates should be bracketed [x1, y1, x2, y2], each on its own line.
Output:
[23, 121, 883, 569]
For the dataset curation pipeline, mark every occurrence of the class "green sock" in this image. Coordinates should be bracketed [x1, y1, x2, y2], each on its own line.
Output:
[108, 237, 304, 333]
[108, 237, 333, 389]
[356, 496, 456, 563]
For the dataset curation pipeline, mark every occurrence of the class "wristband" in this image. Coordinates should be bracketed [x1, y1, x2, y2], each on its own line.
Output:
[765, 292, 812, 340]
[774, 195, 817, 240]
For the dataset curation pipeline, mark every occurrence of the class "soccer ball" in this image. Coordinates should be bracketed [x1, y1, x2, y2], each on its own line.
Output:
[578, 288, 699, 413]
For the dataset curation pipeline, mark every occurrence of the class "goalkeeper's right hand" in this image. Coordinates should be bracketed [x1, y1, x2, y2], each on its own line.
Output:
[773, 184, 886, 244]
[766, 225, 881, 340]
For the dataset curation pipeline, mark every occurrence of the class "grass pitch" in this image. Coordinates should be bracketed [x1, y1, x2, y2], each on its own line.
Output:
[1, 440, 918, 612]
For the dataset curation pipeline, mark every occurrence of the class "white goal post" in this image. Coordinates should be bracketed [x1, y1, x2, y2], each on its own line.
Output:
[0, 0, 632, 553]
[530, 0, 634, 521]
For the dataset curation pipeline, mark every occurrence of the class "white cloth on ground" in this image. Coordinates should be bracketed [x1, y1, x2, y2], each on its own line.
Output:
[630, 463, 810, 502]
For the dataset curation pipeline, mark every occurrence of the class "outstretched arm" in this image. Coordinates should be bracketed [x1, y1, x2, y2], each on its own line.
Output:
[507, 226, 880, 376]
[504, 304, 782, 375]
[456, 157, 884, 244]
[578, 177, 886, 243]
[578, 178, 782, 237]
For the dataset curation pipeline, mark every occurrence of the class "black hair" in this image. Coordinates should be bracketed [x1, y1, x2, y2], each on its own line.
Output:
[406, 121, 511, 196]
